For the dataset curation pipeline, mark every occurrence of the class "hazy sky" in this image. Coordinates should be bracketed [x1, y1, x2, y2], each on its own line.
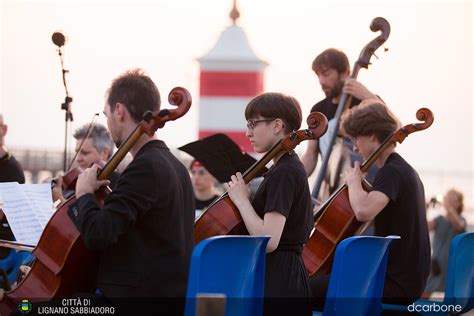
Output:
[1, 0, 472, 178]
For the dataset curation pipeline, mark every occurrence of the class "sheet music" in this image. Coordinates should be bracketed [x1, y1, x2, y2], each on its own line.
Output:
[0, 182, 54, 246]
[23, 184, 55, 228]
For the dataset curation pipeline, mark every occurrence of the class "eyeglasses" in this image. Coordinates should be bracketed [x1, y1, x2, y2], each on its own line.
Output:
[246, 118, 275, 131]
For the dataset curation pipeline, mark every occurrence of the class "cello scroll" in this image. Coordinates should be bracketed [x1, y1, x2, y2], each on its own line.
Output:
[311, 17, 391, 199]
[394, 107, 434, 143]
[281, 112, 328, 151]
[307, 111, 329, 136]
[99, 87, 192, 179]
[142, 87, 192, 134]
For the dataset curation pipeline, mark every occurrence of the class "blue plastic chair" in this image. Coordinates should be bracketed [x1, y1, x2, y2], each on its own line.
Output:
[185, 235, 270, 316]
[0, 249, 32, 287]
[443, 232, 473, 313]
[383, 232, 474, 315]
[313, 235, 400, 316]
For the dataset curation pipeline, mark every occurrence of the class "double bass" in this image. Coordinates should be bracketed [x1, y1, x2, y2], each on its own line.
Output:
[0, 87, 191, 313]
[303, 108, 434, 276]
[311, 17, 391, 204]
[194, 112, 328, 243]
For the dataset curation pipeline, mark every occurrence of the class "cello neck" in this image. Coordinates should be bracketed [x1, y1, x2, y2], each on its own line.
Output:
[241, 140, 285, 184]
[359, 133, 396, 173]
[97, 124, 144, 181]
[97, 87, 192, 181]
[241, 112, 328, 184]
[360, 107, 434, 173]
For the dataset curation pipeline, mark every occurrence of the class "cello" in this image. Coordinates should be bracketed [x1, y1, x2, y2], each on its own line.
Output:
[311, 17, 390, 204]
[194, 112, 328, 243]
[303, 107, 434, 276]
[0, 87, 191, 312]
[0, 115, 105, 257]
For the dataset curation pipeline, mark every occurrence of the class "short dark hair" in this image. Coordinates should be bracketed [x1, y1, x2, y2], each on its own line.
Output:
[73, 123, 114, 158]
[245, 92, 302, 134]
[341, 100, 400, 143]
[312, 48, 350, 75]
[107, 68, 161, 123]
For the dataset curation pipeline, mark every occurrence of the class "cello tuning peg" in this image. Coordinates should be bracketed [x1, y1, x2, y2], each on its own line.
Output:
[383, 45, 389, 52]
[372, 52, 379, 59]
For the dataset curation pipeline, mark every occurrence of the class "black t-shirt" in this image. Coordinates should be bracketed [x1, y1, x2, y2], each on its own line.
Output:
[0, 153, 25, 258]
[372, 152, 430, 302]
[309, 97, 360, 120]
[251, 152, 313, 307]
[69, 140, 195, 302]
[0, 153, 25, 184]
[251, 152, 313, 306]
[252, 152, 313, 247]
[195, 195, 219, 212]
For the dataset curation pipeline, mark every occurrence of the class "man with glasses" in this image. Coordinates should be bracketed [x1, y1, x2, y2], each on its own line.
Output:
[48, 123, 120, 203]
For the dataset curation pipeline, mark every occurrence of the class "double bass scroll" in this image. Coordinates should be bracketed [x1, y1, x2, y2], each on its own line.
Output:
[311, 17, 391, 202]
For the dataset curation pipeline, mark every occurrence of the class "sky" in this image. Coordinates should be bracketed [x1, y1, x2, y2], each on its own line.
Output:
[0, 0, 473, 204]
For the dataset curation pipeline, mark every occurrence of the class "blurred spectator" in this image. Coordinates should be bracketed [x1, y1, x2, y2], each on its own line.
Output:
[423, 188, 466, 298]
[190, 160, 219, 217]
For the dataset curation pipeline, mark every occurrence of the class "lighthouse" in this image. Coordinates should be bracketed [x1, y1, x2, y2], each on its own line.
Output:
[197, 0, 267, 152]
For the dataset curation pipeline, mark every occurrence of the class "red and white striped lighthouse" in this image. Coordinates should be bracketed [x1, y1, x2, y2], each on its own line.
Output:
[197, 1, 267, 152]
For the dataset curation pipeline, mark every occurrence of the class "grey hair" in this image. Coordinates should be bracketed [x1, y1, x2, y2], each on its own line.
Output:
[73, 123, 114, 158]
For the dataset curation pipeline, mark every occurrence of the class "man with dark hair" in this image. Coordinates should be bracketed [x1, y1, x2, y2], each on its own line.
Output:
[106, 69, 161, 136]
[311, 100, 430, 308]
[301, 48, 379, 178]
[68, 69, 194, 313]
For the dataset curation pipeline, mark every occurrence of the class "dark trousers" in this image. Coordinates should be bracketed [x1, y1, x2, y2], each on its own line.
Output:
[309, 274, 331, 311]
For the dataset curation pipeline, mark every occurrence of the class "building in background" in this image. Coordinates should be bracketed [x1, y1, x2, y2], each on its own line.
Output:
[197, 0, 267, 152]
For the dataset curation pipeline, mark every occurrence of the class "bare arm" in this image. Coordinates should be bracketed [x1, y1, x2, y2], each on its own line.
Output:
[224, 173, 286, 253]
[445, 208, 466, 232]
[301, 139, 319, 177]
[345, 161, 390, 222]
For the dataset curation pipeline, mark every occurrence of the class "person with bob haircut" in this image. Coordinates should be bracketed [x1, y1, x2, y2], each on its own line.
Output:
[224, 92, 313, 315]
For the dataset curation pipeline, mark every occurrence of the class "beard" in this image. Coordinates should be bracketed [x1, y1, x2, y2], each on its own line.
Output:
[113, 138, 122, 148]
[108, 124, 122, 148]
[111, 130, 122, 148]
[324, 77, 344, 99]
